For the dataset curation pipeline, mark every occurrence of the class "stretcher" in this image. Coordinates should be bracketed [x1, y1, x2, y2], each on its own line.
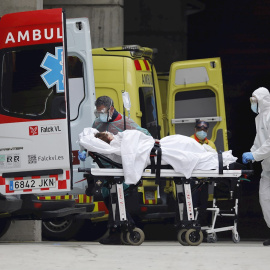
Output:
[79, 151, 253, 246]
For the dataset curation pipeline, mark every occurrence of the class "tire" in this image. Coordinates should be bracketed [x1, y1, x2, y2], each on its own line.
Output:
[0, 219, 11, 238]
[76, 220, 108, 241]
[177, 229, 190, 246]
[206, 232, 218, 243]
[185, 228, 203, 246]
[126, 227, 145, 246]
[232, 232, 240, 243]
[120, 231, 130, 245]
[42, 218, 85, 241]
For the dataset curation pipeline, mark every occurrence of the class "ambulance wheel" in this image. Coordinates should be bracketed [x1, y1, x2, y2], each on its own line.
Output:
[0, 219, 11, 238]
[185, 229, 203, 246]
[126, 227, 145, 246]
[42, 219, 85, 241]
[120, 231, 130, 245]
[206, 232, 218, 243]
[177, 229, 190, 246]
[232, 232, 240, 243]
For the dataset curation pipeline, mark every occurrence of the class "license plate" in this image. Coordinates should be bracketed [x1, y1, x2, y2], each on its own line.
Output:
[9, 177, 56, 191]
[145, 191, 155, 200]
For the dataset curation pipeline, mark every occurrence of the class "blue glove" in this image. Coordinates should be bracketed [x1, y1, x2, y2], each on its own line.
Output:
[78, 150, 87, 161]
[242, 152, 254, 164]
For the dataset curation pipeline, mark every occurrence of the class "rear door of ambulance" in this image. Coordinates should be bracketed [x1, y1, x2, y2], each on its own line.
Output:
[66, 18, 96, 194]
[166, 58, 228, 152]
[0, 9, 72, 195]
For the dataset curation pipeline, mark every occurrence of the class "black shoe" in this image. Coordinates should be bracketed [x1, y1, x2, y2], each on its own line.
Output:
[263, 239, 270, 246]
[99, 232, 122, 245]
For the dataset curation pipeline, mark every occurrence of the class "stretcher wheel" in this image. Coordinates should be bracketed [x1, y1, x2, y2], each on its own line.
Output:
[232, 232, 240, 243]
[185, 229, 203, 246]
[177, 229, 190, 246]
[126, 227, 145, 246]
[120, 231, 130, 245]
[206, 232, 217, 243]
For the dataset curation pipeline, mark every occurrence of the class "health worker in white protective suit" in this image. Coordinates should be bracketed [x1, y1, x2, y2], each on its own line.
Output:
[242, 87, 270, 246]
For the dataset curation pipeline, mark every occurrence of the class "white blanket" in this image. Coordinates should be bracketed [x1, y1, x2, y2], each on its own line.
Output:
[78, 128, 237, 184]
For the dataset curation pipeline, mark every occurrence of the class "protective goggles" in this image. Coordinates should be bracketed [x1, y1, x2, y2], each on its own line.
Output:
[250, 97, 258, 104]
[195, 125, 208, 131]
[94, 107, 108, 118]
[195, 121, 209, 131]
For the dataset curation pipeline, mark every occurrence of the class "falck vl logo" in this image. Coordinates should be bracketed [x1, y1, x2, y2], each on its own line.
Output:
[29, 126, 38, 136]
[40, 47, 64, 93]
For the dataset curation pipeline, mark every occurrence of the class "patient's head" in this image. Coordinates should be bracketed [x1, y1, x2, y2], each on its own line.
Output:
[95, 132, 114, 144]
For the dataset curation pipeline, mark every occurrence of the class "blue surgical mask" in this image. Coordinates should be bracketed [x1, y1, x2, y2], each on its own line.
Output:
[251, 103, 258, 114]
[99, 113, 108, 122]
[196, 130, 207, 140]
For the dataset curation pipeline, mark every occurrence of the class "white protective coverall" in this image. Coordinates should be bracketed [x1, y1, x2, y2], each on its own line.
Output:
[250, 87, 270, 227]
[79, 128, 237, 185]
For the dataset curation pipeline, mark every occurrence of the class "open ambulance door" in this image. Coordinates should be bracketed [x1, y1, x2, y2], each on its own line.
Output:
[0, 9, 72, 195]
[166, 58, 228, 152]
[65, 18, 96, 193]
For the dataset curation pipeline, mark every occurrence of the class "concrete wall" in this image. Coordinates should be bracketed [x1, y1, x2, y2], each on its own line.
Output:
[44, 0, 124, 48]
[0, 220, 42, 242]
[0, 0, 43, 16]
[124, 0, 188, 72]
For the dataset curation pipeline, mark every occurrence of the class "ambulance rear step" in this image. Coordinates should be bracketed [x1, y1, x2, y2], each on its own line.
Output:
[74, 211, 105, 220]
[41, 206, 87, 219]
[75, 203, 95, 212]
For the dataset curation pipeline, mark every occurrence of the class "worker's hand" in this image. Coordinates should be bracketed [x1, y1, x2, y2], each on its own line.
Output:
[242, 152, 254, 164]
[78, 150, 87, 161]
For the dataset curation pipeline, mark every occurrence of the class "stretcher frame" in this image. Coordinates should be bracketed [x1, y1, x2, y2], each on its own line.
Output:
[194, 178, 242, 243]
[81, 165, 252, 246]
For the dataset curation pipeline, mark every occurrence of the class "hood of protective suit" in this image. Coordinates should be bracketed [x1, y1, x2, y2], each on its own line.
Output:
[252, 87, 270, 113]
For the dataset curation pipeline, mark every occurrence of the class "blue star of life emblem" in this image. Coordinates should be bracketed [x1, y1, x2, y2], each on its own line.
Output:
[40, 47, 64, 93]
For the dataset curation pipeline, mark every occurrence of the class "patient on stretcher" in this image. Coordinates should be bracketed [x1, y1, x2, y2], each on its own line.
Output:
[78, 128, 237, 185]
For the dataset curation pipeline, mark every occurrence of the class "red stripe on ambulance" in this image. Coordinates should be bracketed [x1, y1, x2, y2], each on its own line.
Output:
[143, 60, 150, 70]
[134, 60, 142, 70]
[0, 177, 5, 185]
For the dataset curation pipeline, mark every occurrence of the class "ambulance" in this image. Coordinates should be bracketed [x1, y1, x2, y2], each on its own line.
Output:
[0, 8, 104, 238]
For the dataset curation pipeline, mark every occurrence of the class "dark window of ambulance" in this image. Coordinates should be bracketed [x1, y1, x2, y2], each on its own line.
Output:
[139, 87, 159, 138]
[67, 56, 85, 121]
[0, 44, 66, 120]
[174, 89, 216, 136]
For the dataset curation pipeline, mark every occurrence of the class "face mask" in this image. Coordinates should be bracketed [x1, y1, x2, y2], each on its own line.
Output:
[251, 103, 258, 114]
[99, 113, 108, 122]
[196, 130, 207, 140]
